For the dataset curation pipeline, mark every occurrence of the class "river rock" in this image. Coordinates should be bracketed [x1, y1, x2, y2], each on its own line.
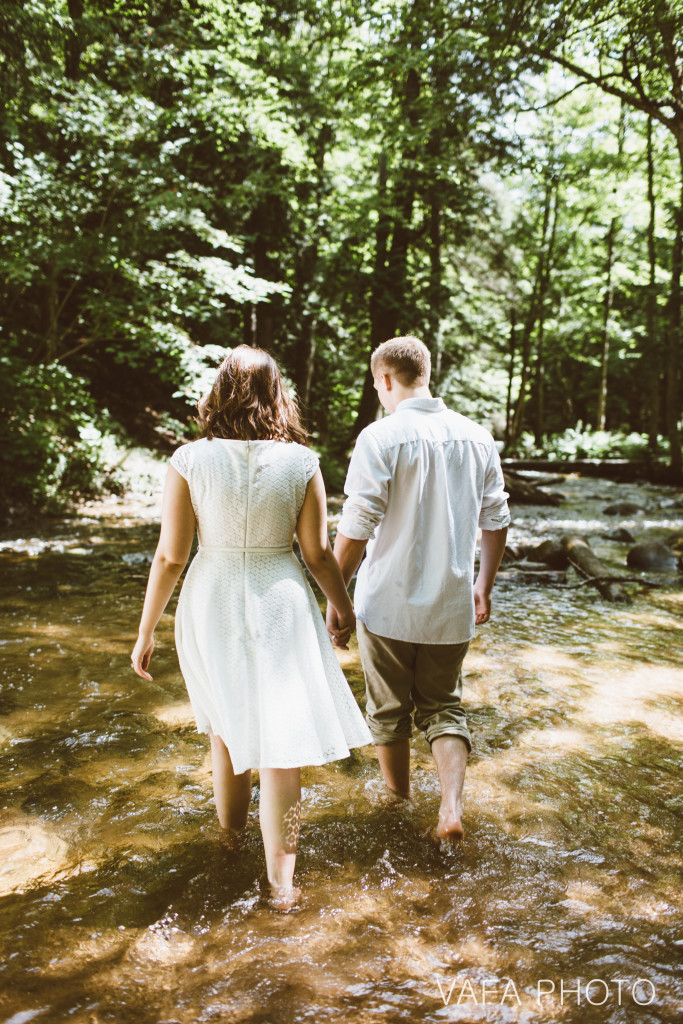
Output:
[604, 528, 636, 543]
[603, 502, 646, 516]
[0, 816, 70, 896]
[626, 541, 678, 571]
[504, 472, 561, 506]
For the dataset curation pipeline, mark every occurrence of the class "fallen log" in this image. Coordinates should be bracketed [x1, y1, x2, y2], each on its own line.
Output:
[497, 568, 567, 585]
[504, 471, 561, 506]
[503, 457, 673, 484]
[560, 534, 632, 604]
[566, 575, 662, 590]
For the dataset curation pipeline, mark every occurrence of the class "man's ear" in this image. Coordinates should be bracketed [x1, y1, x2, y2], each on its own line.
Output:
[382, 372, 392, 391]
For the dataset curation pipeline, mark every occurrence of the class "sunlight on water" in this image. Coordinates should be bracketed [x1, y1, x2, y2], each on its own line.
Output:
[0, 475, 681, 1023]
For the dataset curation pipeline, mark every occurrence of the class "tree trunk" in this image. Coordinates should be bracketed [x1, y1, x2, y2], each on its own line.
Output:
[533, 315, 546, 447]
[292, 124, 333, 417]
[65, 0, 84, 80]
[354, 65, 421, 436]
[510, 176, 555, 443]
[427, 196, 443, 387]
[296, 314, 317, 413]
[665, 153, 683, 479]
[597, 217, 617, 430]
[426, 60, 448, 387]
[509, 281, 541, 443]
[351, 153, 391, 437]
[504, 307, 516, 450]
[44, 267, 60, 362]
[533, 179, 558, 446]
[646, 116, 660, 451]
[243, 200, 284, 351]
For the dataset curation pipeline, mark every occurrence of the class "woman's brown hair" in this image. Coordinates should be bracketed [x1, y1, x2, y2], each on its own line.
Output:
[197, 346, 308, 444]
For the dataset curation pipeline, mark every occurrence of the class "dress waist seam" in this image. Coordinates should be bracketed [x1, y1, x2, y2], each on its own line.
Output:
[198, 544, 292, 553]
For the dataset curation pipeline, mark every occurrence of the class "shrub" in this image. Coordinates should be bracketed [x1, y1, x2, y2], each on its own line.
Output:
[509, 426, 667, 461]
[0, 356, 111, 516]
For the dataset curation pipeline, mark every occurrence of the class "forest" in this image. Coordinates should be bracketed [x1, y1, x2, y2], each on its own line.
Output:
[2, 0, 683, 515]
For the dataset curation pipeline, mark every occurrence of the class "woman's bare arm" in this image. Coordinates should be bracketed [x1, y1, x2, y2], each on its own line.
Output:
[131, 466, 196, 679]
[296, 469, 355, 646]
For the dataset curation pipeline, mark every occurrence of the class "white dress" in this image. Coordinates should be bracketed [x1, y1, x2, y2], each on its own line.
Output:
[169, 437, 372, 774]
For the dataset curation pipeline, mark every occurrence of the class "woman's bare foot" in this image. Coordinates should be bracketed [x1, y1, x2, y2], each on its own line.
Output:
[268, 884, 302, 913]
[220, 825, 248, 852]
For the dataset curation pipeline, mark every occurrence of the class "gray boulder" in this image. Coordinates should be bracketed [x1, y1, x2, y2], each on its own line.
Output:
[626, 541, 678, 571]
[603, 502, 645, 516]
[604, 528, 636, 543]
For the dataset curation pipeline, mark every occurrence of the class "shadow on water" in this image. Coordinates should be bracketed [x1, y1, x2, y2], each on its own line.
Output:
[0, 476, 682, 1023]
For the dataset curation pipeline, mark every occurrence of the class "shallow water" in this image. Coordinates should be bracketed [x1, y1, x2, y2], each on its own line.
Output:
[0, 473, 682, 1023]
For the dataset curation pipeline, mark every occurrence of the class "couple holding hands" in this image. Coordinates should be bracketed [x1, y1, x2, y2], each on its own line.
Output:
[131, 335, 509, 910]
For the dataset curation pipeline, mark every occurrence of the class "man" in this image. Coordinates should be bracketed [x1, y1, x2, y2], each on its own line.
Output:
[327, 335, 510, 840]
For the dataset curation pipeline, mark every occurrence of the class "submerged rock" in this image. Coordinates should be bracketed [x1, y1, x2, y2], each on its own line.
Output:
[604, 527, 636, 543]
[626, 541, 678, 571]
[603, 502, 646, 516]
[0, 815, 70, 895]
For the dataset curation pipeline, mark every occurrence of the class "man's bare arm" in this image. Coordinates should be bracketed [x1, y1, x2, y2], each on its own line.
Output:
[326, 533, 368, 638]
[332, 533, 368, 586]
[473, 527, 508, 625]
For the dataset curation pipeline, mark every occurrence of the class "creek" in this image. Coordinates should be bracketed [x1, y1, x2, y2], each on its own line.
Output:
[0, 463, 682, 1024]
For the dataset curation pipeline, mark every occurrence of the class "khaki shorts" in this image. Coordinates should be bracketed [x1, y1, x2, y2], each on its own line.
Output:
[357, 621, 471, 751]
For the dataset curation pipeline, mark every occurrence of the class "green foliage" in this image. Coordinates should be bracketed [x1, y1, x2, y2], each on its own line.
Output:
[509, 426, 667, 461]
[1, 0, 682, 514]
[0, 355, 112, 513]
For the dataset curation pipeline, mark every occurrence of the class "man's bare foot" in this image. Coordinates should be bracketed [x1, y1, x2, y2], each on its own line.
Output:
[365, 779, 414, 810]
[435, 808, 464, 842]
[268, 884, 302, 913]
[382, 785, 413, 810]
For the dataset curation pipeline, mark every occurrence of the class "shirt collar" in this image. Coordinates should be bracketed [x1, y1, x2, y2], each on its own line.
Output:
[395, 396, 447, 414]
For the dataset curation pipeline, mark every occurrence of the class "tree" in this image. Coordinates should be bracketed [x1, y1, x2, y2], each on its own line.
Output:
[505, 0, 683, 473]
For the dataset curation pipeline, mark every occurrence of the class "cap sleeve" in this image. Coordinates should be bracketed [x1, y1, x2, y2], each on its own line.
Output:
[170, 444, 191, 480]
[301, 446, 319, 483]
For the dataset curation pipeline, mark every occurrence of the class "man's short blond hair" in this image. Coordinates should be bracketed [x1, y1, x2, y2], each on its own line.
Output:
[370, 335, 431, 387]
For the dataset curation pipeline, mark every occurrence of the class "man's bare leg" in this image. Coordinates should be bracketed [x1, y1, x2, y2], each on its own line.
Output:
[431, 735, 468, 840]
[376, 738, 411, 800]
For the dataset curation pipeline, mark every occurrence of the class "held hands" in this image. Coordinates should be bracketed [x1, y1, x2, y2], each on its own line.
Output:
[131, 633, 155, 680]
[326, 604, 355, 650]
[473, 583, 492, 625]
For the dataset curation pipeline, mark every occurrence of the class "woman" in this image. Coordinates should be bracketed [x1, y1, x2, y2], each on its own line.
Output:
[131, 346, 371, 910]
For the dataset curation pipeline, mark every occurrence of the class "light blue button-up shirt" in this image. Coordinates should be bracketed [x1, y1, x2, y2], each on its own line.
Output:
[337, 397, 510, 643]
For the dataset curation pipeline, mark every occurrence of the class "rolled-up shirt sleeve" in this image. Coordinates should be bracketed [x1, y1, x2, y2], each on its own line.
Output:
[478, 442, 511, 531]
[337, 430, 391, 541]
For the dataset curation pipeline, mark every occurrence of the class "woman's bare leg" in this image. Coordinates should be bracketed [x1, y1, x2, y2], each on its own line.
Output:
[209, 731, 252, 831]
[258, 767, 301, 906]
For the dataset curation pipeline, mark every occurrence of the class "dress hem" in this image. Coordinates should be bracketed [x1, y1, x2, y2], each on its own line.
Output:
[196, 723, 370, 772]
